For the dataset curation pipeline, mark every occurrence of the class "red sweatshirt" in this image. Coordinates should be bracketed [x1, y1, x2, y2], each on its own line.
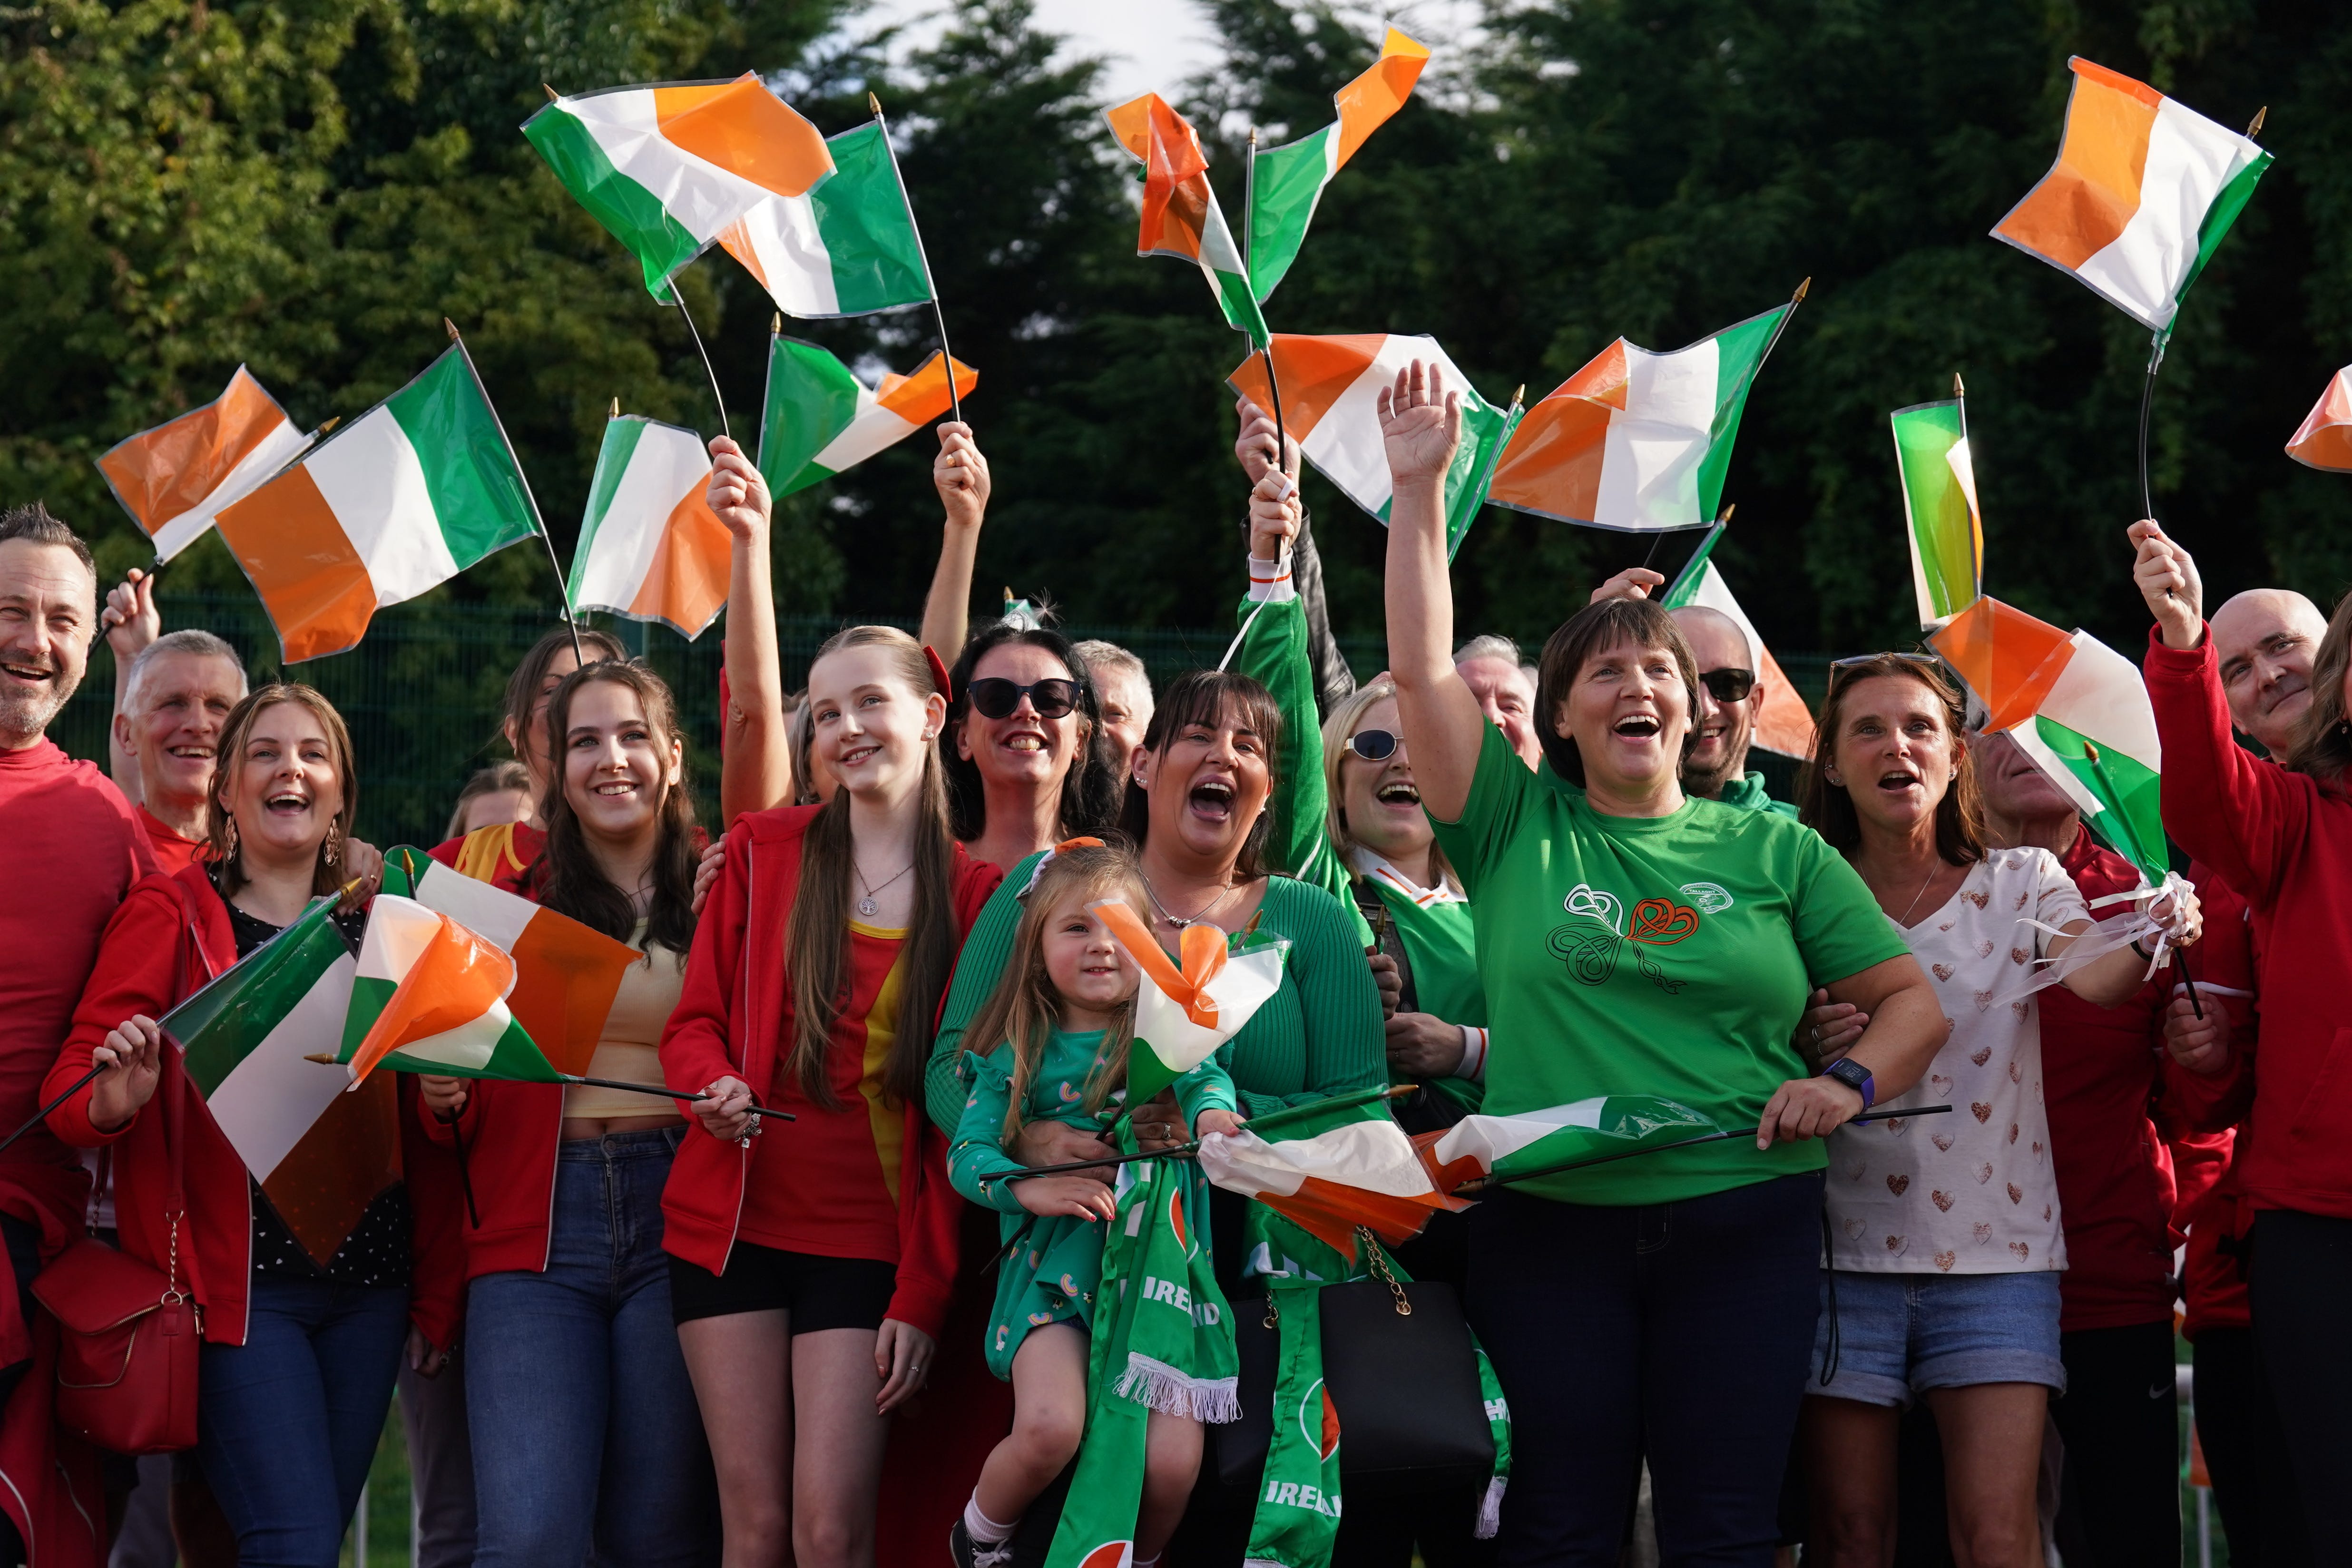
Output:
[43, 865, 467, 1350]
[0, 740, 152, 1568]
[2144, 628, 2352, 1217]
[2165, 862, 2261, 1339]
[2041, 827, 2177, 1332]
[658, 805, 1000, 1337]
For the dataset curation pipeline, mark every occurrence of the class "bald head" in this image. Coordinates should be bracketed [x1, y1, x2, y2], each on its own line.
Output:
[2211, 588, 2328, 754]
[1668, 605, 1752, 671]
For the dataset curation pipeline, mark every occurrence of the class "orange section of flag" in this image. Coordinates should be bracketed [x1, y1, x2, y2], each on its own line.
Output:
[874, 353, 980, 424]
[263, 1072, 400, 1267]
[627, 480, 731, 636]
[1107, 94, 1212, 261]
[97, 367, 291, 538]
[2287, 369, 2352, 471]
[213, 463, 379, 663]
[1228, 334, 1385, 444]
[1485, 345, 1628, 519]
[349, 914, 514, 1086]
[504, 909, 640, 1078]
[1332, 30, 1432, 167]
[1091, 901, 1228, 1029]
[1753, 647, 1818, 758]
[1994, 59, 2160, 270]
[1929, 596, 2077, 734]
[653, 75, 832, 200]
[1258, 1176, 1455, 1256]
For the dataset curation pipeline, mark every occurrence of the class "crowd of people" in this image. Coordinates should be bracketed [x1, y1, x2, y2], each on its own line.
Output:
[0, 354, 2339, 1568]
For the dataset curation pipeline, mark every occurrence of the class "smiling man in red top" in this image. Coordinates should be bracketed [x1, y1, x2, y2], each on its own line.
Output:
[110, 628, 247, 873]
[0, 504, 154, 1566]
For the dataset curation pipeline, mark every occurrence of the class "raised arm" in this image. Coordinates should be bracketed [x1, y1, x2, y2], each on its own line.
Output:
[1379, 363, 1487, 822]
[917, 422, 990, 660]
[711, 438, 791, 823]
[101, 568, 159, 804]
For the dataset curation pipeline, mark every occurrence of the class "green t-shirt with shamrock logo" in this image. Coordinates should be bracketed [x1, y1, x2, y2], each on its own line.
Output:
[1430, 724, 1910, 1205]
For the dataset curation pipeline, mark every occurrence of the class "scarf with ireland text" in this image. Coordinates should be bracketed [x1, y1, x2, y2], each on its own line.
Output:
[1242, 1211, 1513, 1568]
[1044, 1133, 1238, 1568]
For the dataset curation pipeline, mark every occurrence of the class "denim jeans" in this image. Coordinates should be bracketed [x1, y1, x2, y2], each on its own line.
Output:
[194, 1274, 407, 1568]
[1465, 1173, 1825, 1568]
[465, 1127, 715, 1568]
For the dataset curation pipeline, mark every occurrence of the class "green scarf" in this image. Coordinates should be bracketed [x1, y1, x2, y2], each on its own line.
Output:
[1242, 1212, 1514, 1565]
[1044, 1137, 1237, 1568]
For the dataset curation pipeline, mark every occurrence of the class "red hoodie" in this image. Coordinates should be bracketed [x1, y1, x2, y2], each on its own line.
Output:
[2144, 628, 2352, 1217]
[2163, 862, 2262, 1338]
[42, 865, 465, 1349]
[658, 805, 1000, 1337]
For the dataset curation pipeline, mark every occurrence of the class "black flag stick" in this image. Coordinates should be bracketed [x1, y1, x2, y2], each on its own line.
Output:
[870, 93, 961, 425]
[1456, 1104, 1956, 1196]
[446, 317, 583, 665]
[0, 1066, 105, 1158]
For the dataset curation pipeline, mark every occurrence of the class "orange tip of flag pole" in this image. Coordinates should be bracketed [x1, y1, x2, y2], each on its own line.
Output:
[303, 1053, 337, 1065]
[317, 416, 339, 436]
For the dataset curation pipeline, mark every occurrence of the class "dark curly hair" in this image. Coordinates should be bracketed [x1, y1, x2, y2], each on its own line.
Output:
[939, 623, 1123, 843]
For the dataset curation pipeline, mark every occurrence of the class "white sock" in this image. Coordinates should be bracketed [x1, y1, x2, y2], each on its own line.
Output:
[963, 1496, 1017, 1544]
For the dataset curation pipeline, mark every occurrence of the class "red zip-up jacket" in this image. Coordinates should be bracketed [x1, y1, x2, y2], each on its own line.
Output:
[42, 865, 466, 1348]
[2164, 861, 2261, 1338]
[2145, 627, 2352, 1217]
[658, 805, 1000, 1337]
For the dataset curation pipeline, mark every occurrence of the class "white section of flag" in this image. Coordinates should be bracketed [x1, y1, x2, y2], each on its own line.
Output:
[407, 860, 537, 950]
[307, 407, 460, 606]
[1431, 1098, 1608, 1170]
[1300, 335, 1460, 514]
[2074, 99, 2258, 330]
[2041, 631, 2162, 770]
[575, 424, 711, 611]
[1197, 1119, 1436, 1200]
[1597, 338, 1721, 529]
[206, 953, 359, 1180]
[808, 390, 920, 475]
[559, 92, 774, 245]
[153, 421, 312, 562]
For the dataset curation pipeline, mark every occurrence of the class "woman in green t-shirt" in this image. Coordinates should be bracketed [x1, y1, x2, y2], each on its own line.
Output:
[1375, 359, 1950, 1558]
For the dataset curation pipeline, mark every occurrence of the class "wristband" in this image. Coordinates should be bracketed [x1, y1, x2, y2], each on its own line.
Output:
[1821, 1056, 1874, 1109]
[1454, 1026, 1488, 1084]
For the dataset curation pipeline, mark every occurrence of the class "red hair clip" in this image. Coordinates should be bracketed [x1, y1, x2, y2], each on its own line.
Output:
[922, 644, 954, 699]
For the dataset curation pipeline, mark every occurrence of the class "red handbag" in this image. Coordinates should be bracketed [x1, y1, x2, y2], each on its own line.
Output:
[33, 906, 203, 1454]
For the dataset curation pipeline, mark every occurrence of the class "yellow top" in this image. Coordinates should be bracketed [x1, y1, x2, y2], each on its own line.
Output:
[851, 920, 908, 1203]
[561, 918, 688, 1121]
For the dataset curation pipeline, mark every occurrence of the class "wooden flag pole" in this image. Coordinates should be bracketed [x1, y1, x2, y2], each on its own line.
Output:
[871, 93, 962, 425]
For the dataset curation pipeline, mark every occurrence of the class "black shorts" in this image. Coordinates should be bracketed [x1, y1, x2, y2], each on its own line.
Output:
[668, 1242, 897, 1331]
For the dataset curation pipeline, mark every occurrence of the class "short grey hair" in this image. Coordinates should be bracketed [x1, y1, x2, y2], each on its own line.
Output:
[1072, 639, 1149, 692]
[1453, 633, 1525, 667]
[125, 630, 247, 713]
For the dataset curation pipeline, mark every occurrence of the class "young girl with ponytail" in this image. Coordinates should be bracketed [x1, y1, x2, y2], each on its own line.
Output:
[661, 624, 1001, 1568]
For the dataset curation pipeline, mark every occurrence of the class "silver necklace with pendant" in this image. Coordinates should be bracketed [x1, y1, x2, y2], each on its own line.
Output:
[1143, 872, 1234, 930]
[853, 859, 915, 917]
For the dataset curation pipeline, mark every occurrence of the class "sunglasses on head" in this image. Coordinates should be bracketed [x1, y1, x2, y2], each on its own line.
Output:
[1827, 652, 1945, 687]
[1345, 729, 1401, 762]
[1697, 668, 1756, 704]
[966, 676, 1082, 721]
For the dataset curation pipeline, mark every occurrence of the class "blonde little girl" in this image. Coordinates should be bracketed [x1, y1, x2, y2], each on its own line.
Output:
[946, 843, 1244, 1568]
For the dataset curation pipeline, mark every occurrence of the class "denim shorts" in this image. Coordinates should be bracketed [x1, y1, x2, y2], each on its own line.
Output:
[1805, 1269, 2066, 1407]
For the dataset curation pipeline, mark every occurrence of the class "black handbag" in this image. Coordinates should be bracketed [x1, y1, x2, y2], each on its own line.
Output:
[1215, 1236, 1495, 1495]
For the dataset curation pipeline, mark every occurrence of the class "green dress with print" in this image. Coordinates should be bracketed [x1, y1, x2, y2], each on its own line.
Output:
[949, 1028, 1235, 1380]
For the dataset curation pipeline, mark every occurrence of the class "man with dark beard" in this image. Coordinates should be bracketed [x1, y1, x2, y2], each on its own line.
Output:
[0, 502, 153, 1564]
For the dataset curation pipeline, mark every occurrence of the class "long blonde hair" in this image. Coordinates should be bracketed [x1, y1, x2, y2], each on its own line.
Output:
[784, 627, 957, 1109]
[2283, 588, 2352, 785]
[1320, 676, 1458, 890]
[961, 844, 1148, 1146]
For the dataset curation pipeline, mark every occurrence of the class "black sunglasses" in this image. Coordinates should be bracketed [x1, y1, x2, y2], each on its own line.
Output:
[1345, 729, 1401, 762]
[1697, 668, 1756, 704]
[966, 676, 1082, 721]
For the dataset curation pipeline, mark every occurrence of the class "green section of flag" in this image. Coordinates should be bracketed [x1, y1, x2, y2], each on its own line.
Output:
[757, 336, 864, 497]
[812, 122, 932, 315]
[1693, 305, 1787, 521]
[2170, 150, 2274, 342]
[384, 349, 541, 567]
[1890, 398, 1980, 624]
[168, 896, 352, 1097]
[1660, 521, 1728, 608]
[523, 103, 701, 302]
[1247, 127, 1337, 305]
[2033, 714, 2167, 882]
[1483, 1096, 1718, 1185]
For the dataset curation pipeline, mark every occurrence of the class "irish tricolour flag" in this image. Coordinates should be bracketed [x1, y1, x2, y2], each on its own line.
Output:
[363, 850, 642, 1078]
[757, 335, 976, 499]
[1421, 1096, 1718, 1192]
[1246, 29, 1428, 304]
[1228, 335, 1519, 559]
[1930, 599, 2166, 880]
[2287, 365, 2352, 471]
[717, 119, 934, 319]
[1992, 58, 2270, 336]
[1196, 1087, 1456, 1255]
[213, 346, 540, 663]
[165, 894, 399, 1266]
[1659, 533, 1816, 759]
[96, 366, 313, 561]
[570, 416, 731, 639]
[1090, 900, 1286, 1109]
[1486, 304, 1790, 532]
[526, 75, 833, 303]
[339, 898, 562, 1088]
[1890, 397, 1983, 628]
[1106, 94, 1269, 349]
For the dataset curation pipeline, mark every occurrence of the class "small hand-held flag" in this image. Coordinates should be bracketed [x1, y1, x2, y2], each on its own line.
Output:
[1245, 29, 1430, 304]
[1088, 899, 1286, 1111]
[756, 331, 976, 499]
[1890, 384, 1984, 629]
[1105, 94, 1270, 351]
[1658, 536, 1817, 758]
[96, 367, 314, 562]
[572, 414, 732, 639]
[2286, 365, 2352, 471]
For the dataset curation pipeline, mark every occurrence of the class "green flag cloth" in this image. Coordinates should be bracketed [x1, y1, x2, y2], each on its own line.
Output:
[1889, 398, 1982, 628]
[756, 335, 972, 499]
[1044, 1136, 1238, 1568]
[1246, 30, 1430, 304]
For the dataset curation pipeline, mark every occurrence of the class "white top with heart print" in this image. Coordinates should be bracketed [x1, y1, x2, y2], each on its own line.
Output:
[1823, 846, 2087, 1275]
